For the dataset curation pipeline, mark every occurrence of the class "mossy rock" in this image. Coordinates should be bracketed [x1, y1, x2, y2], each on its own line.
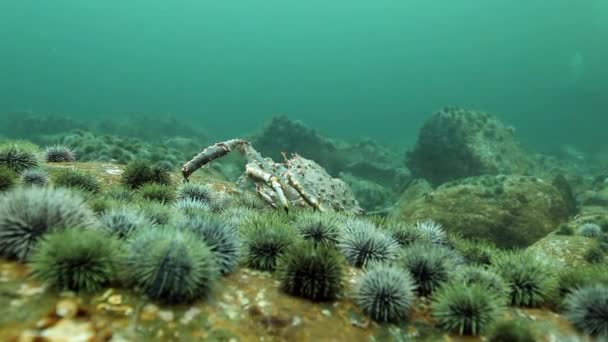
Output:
[391, 175, 569, 248]
[528, 233, 598, 268]
[406, 108, 529, 185]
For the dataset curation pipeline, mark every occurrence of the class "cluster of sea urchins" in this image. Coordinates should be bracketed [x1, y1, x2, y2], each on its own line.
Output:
[0, 146, 607, 339]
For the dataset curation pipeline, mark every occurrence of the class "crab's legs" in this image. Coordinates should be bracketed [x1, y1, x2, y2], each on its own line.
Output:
[181, 139, 249, 180]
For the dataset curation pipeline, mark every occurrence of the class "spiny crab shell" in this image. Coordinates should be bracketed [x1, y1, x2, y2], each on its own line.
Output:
[181, 139, 363, 214]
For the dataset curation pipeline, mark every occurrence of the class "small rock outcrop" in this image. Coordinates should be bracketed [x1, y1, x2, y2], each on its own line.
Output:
[406, 107, 529, 186]
[391, 175, 570, 248]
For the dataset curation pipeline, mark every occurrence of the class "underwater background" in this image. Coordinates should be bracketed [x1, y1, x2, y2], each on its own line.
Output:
[2, 2, 608, 341]
[1, 0, 607, 151]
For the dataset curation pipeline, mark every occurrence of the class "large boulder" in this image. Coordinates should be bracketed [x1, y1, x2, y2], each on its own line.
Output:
[391, 175, 570, 248]
[406, 107, 529, 185]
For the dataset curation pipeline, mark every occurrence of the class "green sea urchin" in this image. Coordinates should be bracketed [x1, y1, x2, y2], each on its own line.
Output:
[44, 145, 76, 163]
[491, 251, 558, 307]
[0, 141, 41, 173]
[21, 169, 49, 187]
[355, 263, 416, 323]
[0, 166, 18, 192]
[242, 215, 297, 271]
[399, 243, 453, 297]
[431, 283, 505, 336]
[338, 219, 399, 267]
[0, 187, 98, 260]
[53, 169, 101, 193]
[124, 228, 219, 303]
[294, 212, 341, 247]
[563, 284, 608, 337]
[100, 207, 153, 239]
[29, 227, 122, 292]
[121, 161, 171, 189]
[177, 216, 240, 275]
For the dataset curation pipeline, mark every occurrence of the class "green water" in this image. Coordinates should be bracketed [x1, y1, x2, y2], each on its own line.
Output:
[1, 1, 607, 150]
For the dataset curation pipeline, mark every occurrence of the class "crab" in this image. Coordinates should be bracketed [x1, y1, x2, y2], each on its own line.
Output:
[181, 139, 363, 214]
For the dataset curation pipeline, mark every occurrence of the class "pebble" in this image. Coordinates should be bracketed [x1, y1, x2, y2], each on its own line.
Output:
[40, 319, 94, 342]
[321, 309, 331, 317]
[292, 316, 302, 326]
[17, 284, 45, 296]
[140, 303, 159, 321]
[180, 307, 201, 325]
[107, 294, 122, 305]
[56, 299, 78, 319]
[158, 310, 174, 322]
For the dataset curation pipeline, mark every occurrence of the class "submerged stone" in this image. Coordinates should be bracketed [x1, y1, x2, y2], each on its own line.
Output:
[392, 175, 569, 248]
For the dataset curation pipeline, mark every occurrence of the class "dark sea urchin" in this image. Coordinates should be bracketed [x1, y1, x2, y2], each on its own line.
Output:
[121, 160, 171, 189]
[53, 169, 101, 193]
[355, 263, 416, 323]
[338, 219, 399, 268]
[177, 216, 240, 275]
[124, 228, 219, 303]
[21, 169, 49, 187]
[293, 212, 341, 247]
[0, 187, 98, 261]
[277, 242, 344, 301]
[563, 284, 608, 337]
[100, 206, 154, 239]
[44, 145, 76, 163]
[0, 141, 41, 173]
[431, 283, 505, 336]
[29, 228, 122, 292]
[0, 166, 18, 192]
[242, 215, 297, 271]
[399, 243, 453, 297]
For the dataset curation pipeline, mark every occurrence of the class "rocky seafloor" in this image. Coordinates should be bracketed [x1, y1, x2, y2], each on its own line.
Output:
[1, 109, 607, 341]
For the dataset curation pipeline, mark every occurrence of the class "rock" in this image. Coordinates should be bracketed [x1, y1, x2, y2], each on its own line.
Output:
[406, 107, 529, 185]
[250, 115, 408, 189]
[528, 233, 597, 268]
[552, 174, 578, 216]
[391, 175, 569, 248]
[392, 179, 433, 214]
[40, 319, 95, 342]
[107, 294, 122, 305]
[339, 172, 393, 211]
[55, 299, 78, 319]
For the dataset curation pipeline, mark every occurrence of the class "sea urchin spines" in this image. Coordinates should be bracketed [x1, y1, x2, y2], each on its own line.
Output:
[414, 219, 447, 245]
[121, 160, 172, 189]
[21, 168, 49, 187]
[0, 141, 41, 173]
[277, 242, 344, 301]
[28, 227, 122, 292]
[100, 206, 154, 239]
[294, 212, 341, 247]
[44, 145, 76, 163]
[0, 187, 98, 261]
[53, 169, 101, 193]
[124, 228, 219, 303]
[0, 166, 18, 192]
[452, 265, 510, 301]
[491, 251, 558, 307]
[136, 183, 176, 204]
[176, 182, 216, 204]
[242, 215, 297, 271]
[338, 219, 399, 268]
[387, 222, 422, 247]
[563, 284, 608, 337]
[354, 263, 417, 323]
[431, 282, 505, 336]
[399, 243, 453, 297]
[176, 216, 241, 275]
